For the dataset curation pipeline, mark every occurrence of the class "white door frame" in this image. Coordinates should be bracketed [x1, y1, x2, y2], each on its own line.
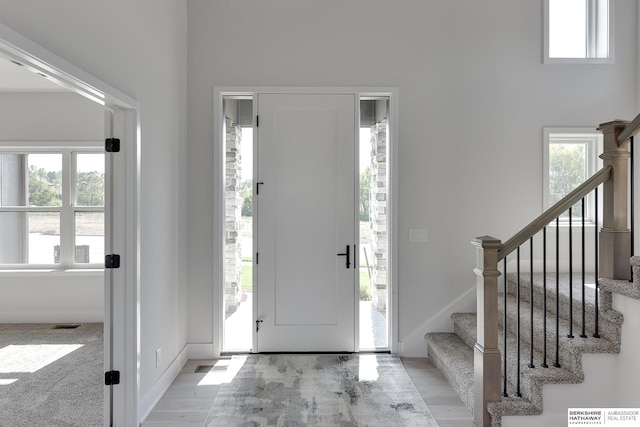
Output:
[0, 22, 140, 426]
[213, 86, 399, 355]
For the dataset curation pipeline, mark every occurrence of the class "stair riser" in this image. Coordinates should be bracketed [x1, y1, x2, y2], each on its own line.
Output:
[450, 309, 616, 407]
[497, 304, 619, 374]
[453, 317, 477, 349]
[505, 275, 620, 344]
[425, 333, 475, 412]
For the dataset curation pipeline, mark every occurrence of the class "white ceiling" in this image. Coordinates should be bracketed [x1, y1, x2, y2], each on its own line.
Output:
[0, 56, 67, 92]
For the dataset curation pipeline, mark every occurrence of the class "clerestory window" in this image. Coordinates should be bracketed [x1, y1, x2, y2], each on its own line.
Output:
[0, 145, 104, 268]
[544, 0, 612, 63]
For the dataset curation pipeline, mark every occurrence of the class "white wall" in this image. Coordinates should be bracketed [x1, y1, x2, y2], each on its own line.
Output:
[0, 271, 103, 323]
[0, 0, 189, 408]
[186, 0, 638, 353]
[0, 92, 104, 322]
[0, 92, 104, 140]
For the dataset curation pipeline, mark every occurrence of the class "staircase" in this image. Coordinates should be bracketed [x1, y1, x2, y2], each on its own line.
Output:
[424, 116, 640, 426]
[426, 260, 640, 426]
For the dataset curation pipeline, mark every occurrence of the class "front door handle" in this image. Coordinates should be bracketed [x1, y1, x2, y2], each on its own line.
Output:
[337, 244, 350, 269]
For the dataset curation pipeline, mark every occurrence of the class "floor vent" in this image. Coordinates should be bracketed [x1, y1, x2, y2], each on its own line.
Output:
[52, 324, 80, 330]
[194, 365, 214, 373]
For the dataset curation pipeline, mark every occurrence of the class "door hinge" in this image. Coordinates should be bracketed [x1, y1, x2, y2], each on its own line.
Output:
[105, 138, 121, 153]
[256, 115, 259, 127]
[105, 370, 120, 385]
[105, 254, 121, 269]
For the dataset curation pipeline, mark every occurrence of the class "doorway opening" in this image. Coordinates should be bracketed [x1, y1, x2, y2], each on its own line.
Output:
[217, 89, 395, 354]
[359, 97, 389, 351]
[0, 25, 140, 425]
[222, 96, 254, 352]
[0, 64, 106, 425]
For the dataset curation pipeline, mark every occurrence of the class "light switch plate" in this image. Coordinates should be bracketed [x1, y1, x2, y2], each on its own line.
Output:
[409, 229, 428, 243]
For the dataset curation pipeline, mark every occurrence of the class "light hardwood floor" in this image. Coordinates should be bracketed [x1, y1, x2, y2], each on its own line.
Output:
[142, 357, 473, 427]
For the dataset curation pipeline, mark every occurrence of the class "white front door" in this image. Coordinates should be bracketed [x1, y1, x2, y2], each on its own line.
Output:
[256, 93, 357, 352]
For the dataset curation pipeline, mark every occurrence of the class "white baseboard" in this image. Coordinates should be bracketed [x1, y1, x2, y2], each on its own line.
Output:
[139, 344, 189, 423]
[399, 286, 476, 357]
[187, 343, 216, 359]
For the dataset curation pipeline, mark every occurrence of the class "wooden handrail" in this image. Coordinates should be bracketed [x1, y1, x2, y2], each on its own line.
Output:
[498, 165, 612, 260]
[618, 112, 640, 144]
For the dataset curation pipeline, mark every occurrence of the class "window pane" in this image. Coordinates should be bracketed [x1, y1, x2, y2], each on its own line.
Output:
[549, 143, 587, 217]
[0, 211, 28, 263]
[222, 97, 254, 351]
[27, 154, 62, 207]
[76, 153, 105, 207]
[74, 212, 104, 263]
[549, 0, 587, 58]
[359, 98, 389, 350]
[29, 212, 60, 264]
[0, 154, 27, 206]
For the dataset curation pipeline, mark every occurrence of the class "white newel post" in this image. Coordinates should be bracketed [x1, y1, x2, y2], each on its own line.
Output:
[472, 236, 502, 427]
[598, 120, 631, 280]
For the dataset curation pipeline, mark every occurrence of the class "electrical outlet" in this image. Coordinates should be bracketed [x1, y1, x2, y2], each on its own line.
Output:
[156, 347, 162, 368]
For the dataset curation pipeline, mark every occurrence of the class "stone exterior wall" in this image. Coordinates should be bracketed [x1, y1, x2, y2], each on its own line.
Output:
[370, 119, 388, 312]
[225, 117, 243, 314]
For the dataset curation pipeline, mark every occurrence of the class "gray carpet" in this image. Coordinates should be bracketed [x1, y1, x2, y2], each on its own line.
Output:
[205, 354, 438, 427]
[0, 323, 103, 427]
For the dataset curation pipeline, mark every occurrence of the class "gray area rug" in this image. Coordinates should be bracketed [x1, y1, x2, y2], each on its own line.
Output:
[206, 354, 438, 426]
[0, 323, 103, 427]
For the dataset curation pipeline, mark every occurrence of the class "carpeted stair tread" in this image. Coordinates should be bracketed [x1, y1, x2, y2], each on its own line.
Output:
[426, 257, 640, 426]
[598, 257, 640, 299]
[487, 397, 540, 426]
[451, 312, 477, 349]
[444, 311, 584, 408]
[499, 293, 620, 374]
[599, 277, 640, 299]
[505, 273, 623, 336]
[425, 332, 475, 412]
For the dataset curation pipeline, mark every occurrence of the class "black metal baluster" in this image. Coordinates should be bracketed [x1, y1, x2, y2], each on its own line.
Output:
[594, 187, 600, 338]
[502, 257, 509, 397]
[542, 227, 549, 368]
[631, 136, 635, 282]
[555, 216, 561, 368]
[529, 237, 535, 369]
[580, 198, 587, 338]
[516, 246, 522, 397]
[568, 206, 574, 339]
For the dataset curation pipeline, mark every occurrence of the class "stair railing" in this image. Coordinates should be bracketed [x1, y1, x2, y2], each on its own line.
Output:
[472, 117, 639, 427]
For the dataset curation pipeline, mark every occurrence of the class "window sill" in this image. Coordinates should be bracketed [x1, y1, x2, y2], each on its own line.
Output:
[544, 57, 614, 65]
[0, 268, 104, 278]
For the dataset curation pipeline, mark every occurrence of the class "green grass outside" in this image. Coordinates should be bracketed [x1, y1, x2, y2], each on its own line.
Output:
[242, 265, 253, 291]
